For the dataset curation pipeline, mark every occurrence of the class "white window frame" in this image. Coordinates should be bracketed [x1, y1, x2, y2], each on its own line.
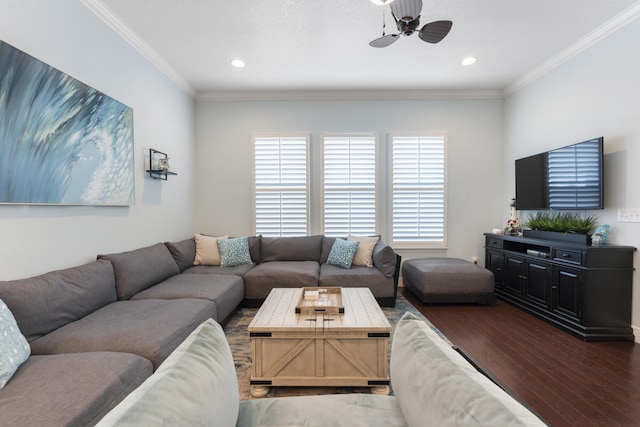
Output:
[252, 133, 310, 237]
[320, 133, 378, 237]
[388, 133, 448, 249]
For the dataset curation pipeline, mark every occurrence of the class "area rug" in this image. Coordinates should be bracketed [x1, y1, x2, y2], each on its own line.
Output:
[223, 293, 442, 400]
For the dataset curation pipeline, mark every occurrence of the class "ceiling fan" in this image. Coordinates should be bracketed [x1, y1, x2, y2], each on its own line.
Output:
[369, 0, 452, 48]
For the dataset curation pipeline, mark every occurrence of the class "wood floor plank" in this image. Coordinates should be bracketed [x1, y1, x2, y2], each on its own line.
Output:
[402, 288, 640, 427]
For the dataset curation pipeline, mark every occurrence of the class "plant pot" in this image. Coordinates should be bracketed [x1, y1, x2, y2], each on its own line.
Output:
[523, 229, 592, 246]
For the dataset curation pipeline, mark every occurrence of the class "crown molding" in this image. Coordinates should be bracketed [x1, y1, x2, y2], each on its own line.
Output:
[81, 0, 196, 98]
[504, 1, 640, 96]
[196, 89, 503, 102]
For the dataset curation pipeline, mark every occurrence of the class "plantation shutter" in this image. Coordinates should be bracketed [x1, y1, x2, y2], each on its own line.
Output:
[547, 139, 601, 209]
[253, 135, 309, 237]
[391, 135, 446, 245]
[322, 135, 377, 237]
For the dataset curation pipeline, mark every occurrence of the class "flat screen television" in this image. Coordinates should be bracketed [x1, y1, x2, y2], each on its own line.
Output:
[515, 137, 604, 210]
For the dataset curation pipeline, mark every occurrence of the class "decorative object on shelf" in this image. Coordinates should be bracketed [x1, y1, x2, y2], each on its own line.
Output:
[0, 40, 134, 206]
[147, 149, 177, 180]
[523, 211, 598, 245]
[592, 224, 610, 245]
[503, 198, 521, 236]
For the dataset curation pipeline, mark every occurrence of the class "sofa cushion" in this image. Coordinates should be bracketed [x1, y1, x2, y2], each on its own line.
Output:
[372, 240, 397, 278]
[0, 259, 117, 341]
[98, 243, 180, 300]
[260, 235, 323, 262]
[29, 299, 216, 369]
[218, 237, 252, 267]
[391, 312, 546, 427]
[131, 274, 244, 322]
[319, 264, 395, 298]
[326, 238, 359, 269]
[164, 238, 196, 272]
[320, 236, 337, 264]
[96, 320, 239, 427]
[183, 263, 255, 276]
[0, 352, 152, 427]
[348, 235, 380, 267]
[237, 393, 406, 427]
[194, 234, 228, 266]
[243, 261, 320, 300]
[0, 299, 30, 389]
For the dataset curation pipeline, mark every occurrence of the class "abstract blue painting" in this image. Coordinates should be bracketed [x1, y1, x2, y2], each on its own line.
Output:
[0, 40, 134, 205]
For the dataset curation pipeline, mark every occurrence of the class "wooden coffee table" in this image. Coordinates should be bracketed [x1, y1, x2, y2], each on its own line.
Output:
[248, 287, 391, 397]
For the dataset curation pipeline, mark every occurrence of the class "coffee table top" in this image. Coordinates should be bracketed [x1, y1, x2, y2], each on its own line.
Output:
[248, 287, 391, 333]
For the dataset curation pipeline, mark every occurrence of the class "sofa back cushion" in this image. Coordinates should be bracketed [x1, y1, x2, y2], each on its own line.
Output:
[372, 240, 397, 278]
[98, 243, 180, 300]
[164, 238, 196, 272]
[260, 235, 323, 262]
[96, 319, 239, 427]
[391, 312, 546, 427]
[0, 260, 117, 341]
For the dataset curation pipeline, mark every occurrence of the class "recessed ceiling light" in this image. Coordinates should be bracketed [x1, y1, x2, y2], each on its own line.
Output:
[230, 58, 245, 68]
[370, 0, 395, 5]
[461, 57, 477, 66]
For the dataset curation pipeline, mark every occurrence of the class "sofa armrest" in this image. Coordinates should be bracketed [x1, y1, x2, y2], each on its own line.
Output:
[390, 313, 547, 427]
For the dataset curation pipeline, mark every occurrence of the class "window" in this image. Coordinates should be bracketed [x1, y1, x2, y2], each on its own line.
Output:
[322, 135, 377, 237]
[253, 135, 309, 237]
[390, 135, 447, 247]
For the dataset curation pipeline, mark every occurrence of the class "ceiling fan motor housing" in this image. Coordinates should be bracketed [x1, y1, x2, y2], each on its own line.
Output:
[397, 17, 420, 35]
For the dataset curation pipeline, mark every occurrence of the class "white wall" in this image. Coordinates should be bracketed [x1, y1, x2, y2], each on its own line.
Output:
[195, 97, 503, 264]
[0, 0, 195, 280]
[503, 18, 640, 335]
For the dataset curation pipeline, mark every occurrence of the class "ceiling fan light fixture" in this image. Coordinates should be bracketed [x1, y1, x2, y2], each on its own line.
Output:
[461, 57, 477, 66]
[370, 0, 395, 5]
[230, 58, 245, 68]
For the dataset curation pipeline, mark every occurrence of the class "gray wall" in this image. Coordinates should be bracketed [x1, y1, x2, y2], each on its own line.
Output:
[503, 18, 640, 338]
[194, 97, 504, 264]
[0, 0, 196, 279]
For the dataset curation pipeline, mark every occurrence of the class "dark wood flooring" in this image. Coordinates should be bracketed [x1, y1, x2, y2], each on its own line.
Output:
[401, 288, 640, 427]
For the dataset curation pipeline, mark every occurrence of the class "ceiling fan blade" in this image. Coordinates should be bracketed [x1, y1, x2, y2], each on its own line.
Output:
[390, 0, 423, 22]
[369, 34, 401, 48]
[418, 20, 453, 43]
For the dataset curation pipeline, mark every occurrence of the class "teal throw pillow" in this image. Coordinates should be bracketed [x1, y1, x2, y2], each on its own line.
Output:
[218, 237, 253, 267]
[0, 298, 31, 389]
[327, 238, 360, 269]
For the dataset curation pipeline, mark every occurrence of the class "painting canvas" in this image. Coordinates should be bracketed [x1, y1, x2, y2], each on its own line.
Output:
[0, 40, 134, 205]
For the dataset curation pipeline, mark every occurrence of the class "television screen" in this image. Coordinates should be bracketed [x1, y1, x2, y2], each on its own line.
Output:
[515, 137, 604, 210]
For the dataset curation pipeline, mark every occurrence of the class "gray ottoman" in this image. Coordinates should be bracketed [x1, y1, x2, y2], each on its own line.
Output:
[402, 258, 496, 304]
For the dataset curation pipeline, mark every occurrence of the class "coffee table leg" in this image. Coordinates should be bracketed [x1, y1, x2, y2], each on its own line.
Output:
[371, 385, 390, 395]
[250, 385, 270, 398]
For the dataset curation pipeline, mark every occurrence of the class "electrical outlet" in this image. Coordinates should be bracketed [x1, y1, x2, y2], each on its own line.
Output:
[617, 209, 640, 223]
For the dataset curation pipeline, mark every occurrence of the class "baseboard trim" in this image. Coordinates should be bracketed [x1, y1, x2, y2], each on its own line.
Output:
[632, 324, 640, 344]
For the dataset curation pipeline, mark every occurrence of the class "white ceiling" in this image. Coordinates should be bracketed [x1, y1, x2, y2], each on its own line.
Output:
[89, 0, 640, 98]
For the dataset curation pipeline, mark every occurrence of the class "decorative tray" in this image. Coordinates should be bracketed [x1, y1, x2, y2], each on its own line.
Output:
[295, 287, 344, 315]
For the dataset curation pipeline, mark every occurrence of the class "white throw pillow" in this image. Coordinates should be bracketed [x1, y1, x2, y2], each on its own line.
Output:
[348, 235, 380, 267]
[0, 298, 31, 389]
[193, 234, 229, 266]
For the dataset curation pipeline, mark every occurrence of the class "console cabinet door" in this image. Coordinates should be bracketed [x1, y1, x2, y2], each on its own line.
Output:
[523, 260, 552, 309]
[504, 255, 525, 296]
[552, 266, 582, 322]
[485, 249, 503, 290]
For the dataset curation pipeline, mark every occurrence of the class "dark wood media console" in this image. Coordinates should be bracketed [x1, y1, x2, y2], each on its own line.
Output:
[484, 233, 636, 341]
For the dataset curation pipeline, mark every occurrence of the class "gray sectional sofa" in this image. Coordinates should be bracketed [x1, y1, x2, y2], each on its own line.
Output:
[0, 234, 399, 426]
[96, 314, 548, 427]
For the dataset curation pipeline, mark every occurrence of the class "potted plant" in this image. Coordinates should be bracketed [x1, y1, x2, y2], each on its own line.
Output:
[523, 211, 599, 245]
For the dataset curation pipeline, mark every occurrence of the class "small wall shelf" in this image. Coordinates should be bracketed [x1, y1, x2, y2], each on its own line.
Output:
[147, 148, 177, 180]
